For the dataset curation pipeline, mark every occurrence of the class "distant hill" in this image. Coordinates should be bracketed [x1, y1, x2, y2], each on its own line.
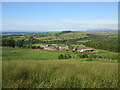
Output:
[2, 31, 46, 35]
[2, 29, 118, 35]
[84, 29, 118, 32]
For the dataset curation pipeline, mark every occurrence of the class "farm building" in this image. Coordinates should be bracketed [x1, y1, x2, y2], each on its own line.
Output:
[73, 47, 94, 52]
[41, 44, 57, 51]
[54, 45, 69, 51]
[41, 44, 69, 51]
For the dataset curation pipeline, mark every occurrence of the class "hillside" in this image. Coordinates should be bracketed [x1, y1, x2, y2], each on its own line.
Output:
[2, 47, 118, 61]
[2, 31, 119, 88]
[3, 60, 118, 88]
[2, 31, 119, 52]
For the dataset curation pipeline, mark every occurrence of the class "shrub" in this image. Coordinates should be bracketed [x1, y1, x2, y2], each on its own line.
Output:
[58, 54, 64, 59]
[78, 54, 103, 59]
[36, 46, 40, 48]
[98, 55, 102, 58]
[32, 46, 36, 49]
[64, 54, 72, 59]
[58, 54, 72, 60]
[77, 53, 89, 58]
[89, 54, 102, 59]
[31, 45, 44, 49]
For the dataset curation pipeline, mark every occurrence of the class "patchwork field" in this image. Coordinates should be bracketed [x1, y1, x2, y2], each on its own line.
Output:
[31, 32, 88, 40]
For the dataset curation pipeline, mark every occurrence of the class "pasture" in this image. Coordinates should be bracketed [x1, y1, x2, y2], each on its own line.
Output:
[2, 31, 119, 88]
[2, 47, 118, 88]
[36, 32, 88, 40]
[2, 47, 118, 61]
[2, 47, 76, 60]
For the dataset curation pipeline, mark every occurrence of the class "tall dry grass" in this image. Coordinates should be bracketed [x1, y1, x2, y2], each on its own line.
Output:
[2, 60, 118, 88]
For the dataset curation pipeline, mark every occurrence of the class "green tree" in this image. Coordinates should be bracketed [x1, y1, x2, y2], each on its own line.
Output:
[2, 38, 15, 48]
[78, 53, 89, 58]
[58, 54, 72, 60]
[58, 54, 64, 59]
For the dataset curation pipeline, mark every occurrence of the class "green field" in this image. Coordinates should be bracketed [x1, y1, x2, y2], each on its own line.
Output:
[2, 47, 118, 61]
[3, 60, 118, 88]
[2, 31, 119, 88]
[36, 32, 88, 40]
[77, 40, 90, 43]
[2, 47, 118, 88]
[2, 47, 76, 60]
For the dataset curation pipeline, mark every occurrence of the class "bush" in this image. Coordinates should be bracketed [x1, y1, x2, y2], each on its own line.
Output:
[2, 38, 16, 48]
[98, 55, 102, 58]
[58, 54, 72, 60]
[89, 54, 102, 59]
[32, 46, 36, 49]
[64, 54, 72, 59]
[31, 45, 44, 49]
[77, 53, 103, 59]
[77, 53, 89, 58]
[58, 54, 64, 59]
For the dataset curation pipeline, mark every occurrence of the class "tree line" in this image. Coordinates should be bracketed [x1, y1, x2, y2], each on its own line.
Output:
[85, 34, 119, 52]
[2, 38, 43, 49]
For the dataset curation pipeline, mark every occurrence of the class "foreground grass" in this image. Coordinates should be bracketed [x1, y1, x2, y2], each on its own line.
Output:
[3, 60, 118, 88]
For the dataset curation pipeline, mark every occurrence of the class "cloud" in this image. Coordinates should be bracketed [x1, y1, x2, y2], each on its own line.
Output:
[59, 19, 118, 30]
[2, 19, 118, 32]
[60, 19, 117, 25]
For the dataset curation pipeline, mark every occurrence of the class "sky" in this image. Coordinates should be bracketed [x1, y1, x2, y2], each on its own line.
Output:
[2, 2, 118, 32]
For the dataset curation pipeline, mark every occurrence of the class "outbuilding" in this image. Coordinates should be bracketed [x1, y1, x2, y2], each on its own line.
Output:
[73, 47, 94, 52]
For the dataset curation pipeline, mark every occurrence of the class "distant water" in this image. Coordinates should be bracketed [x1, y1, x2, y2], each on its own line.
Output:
[2, 31, 49, 35]
[2, 29, 118, 35]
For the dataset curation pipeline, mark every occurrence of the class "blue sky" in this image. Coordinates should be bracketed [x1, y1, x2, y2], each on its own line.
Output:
[2, 2, 118, 32]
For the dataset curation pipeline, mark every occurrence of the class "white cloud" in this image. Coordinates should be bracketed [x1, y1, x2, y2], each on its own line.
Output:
[2, 19, 118, 32]
[60, 19, 118, 25]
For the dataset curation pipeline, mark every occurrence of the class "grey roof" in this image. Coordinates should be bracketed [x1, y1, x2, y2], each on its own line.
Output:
[54, 45, 68, 47]
[41, 44, 68, 49]
[45, 45, 57, 49]
[76, 47, 92, 50]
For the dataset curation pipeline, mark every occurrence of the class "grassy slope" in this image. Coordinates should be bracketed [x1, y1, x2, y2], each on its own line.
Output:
[35, 32, 118, 41]
[2, 47, 118, 61]
[2, 32, 119, 88]
[3, 60, 118, 88]
[92, 32, 118, 36]
[2, 47, 76, 60]
[36, 32, 87, 40]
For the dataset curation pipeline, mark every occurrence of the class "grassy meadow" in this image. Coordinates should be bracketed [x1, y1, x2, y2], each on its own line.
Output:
[2, 47, 119, 88]
[3, 60, 118, 88]
[36, 32, 88, 40]
[2, 47, 118, 61]
[2, 47, 76, 60]
[2, 32, 119, 88]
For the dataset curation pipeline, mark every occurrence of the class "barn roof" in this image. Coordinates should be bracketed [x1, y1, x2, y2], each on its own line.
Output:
[54, 45, 68, 47]
[76, 47, 92, 50]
